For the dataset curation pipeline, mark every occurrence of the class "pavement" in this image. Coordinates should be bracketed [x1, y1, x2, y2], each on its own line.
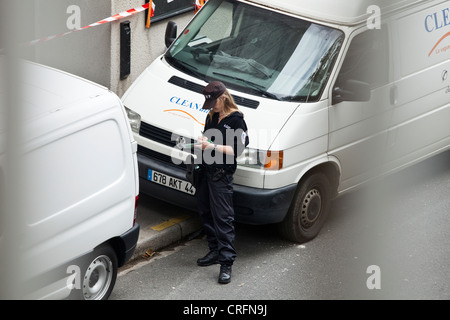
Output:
[128, 193, 203, 263]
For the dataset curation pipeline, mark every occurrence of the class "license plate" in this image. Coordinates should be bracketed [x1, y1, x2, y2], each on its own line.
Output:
[147, 169, 196, 195]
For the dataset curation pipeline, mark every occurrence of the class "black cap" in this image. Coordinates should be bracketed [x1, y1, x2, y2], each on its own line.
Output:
[202, 81, 226, 109]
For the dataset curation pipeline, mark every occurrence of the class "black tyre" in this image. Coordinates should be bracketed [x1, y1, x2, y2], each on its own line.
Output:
[279, 172, 332, 243]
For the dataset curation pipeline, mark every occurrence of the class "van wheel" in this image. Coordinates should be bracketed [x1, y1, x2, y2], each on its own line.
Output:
[69, 245, 118, 300]
[279, 172, 332, 243]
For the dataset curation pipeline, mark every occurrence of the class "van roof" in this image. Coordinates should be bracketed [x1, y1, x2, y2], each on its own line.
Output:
[247, 0, 424, 25]
[0, 58, 119, 152]
[18, 60, 109, 121]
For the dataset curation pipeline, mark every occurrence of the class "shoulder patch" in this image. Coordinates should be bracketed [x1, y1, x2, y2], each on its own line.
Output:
[241, 131, 247, 145]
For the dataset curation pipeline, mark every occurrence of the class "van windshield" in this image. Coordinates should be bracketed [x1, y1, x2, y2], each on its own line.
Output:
[165, 0, 344, 102]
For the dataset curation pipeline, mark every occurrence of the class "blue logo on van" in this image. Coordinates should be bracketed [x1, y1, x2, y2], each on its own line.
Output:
[424, 8, 450, 33]
[424, 7, 450, 56]
[163, 96, 208, 126]
[169, 96, 209, 113]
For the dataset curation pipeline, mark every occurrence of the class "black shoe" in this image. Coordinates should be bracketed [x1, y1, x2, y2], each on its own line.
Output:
[218, 264, 232, 284]
[197, 250, 219, 266]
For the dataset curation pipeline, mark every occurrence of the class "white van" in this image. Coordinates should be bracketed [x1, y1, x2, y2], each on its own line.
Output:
[122, 0, 450, 243]
[0, 60, 139, 300]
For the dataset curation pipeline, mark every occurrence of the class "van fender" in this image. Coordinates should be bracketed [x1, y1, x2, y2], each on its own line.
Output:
[294, 155, 341, 198]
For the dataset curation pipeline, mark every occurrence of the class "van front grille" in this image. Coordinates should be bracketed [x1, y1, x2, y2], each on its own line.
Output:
[139, 121, 195, 148]
[139, 122, 174, 147]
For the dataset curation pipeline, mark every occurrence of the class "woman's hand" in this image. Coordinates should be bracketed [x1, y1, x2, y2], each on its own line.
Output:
[195, 136, 234, 155]
[196, 136, 213, 151]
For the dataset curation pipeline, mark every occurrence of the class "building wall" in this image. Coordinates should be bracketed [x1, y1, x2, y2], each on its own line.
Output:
[110, 1, 194, 97]
[26, 0, 195, 97]
[33, 0, 112, 89]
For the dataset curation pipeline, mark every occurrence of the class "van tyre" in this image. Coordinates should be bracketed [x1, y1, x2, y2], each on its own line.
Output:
[70, 245, 118, 300]
[279, 172, 332, 243]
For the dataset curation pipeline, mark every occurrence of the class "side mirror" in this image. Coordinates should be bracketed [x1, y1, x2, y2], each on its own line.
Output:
[165, 21, 177, 48]
[332, 79, 371, 104]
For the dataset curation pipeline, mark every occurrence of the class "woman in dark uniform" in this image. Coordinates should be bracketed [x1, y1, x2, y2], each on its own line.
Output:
[195, 81, 249, 284]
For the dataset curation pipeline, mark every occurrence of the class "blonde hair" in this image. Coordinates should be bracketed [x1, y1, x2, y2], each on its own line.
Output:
[208, 89, 242, 121]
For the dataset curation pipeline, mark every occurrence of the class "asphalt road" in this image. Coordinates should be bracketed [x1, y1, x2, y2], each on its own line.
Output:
[110, 151, 450, 300]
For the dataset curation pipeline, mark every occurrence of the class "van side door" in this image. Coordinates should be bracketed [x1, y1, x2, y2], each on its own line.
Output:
[328, 26, 392, 192]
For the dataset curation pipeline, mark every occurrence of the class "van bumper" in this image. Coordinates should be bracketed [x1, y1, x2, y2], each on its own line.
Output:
[137, 151, 297, 225]
[233, 183, 297, 225]
[118, 223, 140, 267]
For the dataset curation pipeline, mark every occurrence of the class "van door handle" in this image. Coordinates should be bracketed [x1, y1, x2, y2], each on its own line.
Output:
[390, 85, 398, 105]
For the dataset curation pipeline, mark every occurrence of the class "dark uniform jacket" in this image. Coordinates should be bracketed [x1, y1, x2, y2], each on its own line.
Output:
[202, 111, 249, 173]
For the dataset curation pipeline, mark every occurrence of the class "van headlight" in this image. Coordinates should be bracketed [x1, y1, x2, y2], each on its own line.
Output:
[237, 148, 283, 171]
[124, 107, 141, 133]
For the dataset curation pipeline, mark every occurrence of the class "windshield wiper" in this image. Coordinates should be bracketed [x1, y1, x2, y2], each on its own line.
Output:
[165, 56, 209, 83]
[282, 95, 308, 102]
[212, 72, 280, 101]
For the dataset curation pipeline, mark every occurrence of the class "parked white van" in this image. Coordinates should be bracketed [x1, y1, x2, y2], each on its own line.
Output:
[1, 60, 139, 299]
[122, 0, 450, 243]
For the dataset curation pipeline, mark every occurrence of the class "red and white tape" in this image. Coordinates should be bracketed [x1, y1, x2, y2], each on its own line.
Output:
[23, 2, 155, 48]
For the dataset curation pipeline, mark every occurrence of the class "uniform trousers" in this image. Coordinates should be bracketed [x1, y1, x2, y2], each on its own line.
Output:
[196, 169, 236, 266]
